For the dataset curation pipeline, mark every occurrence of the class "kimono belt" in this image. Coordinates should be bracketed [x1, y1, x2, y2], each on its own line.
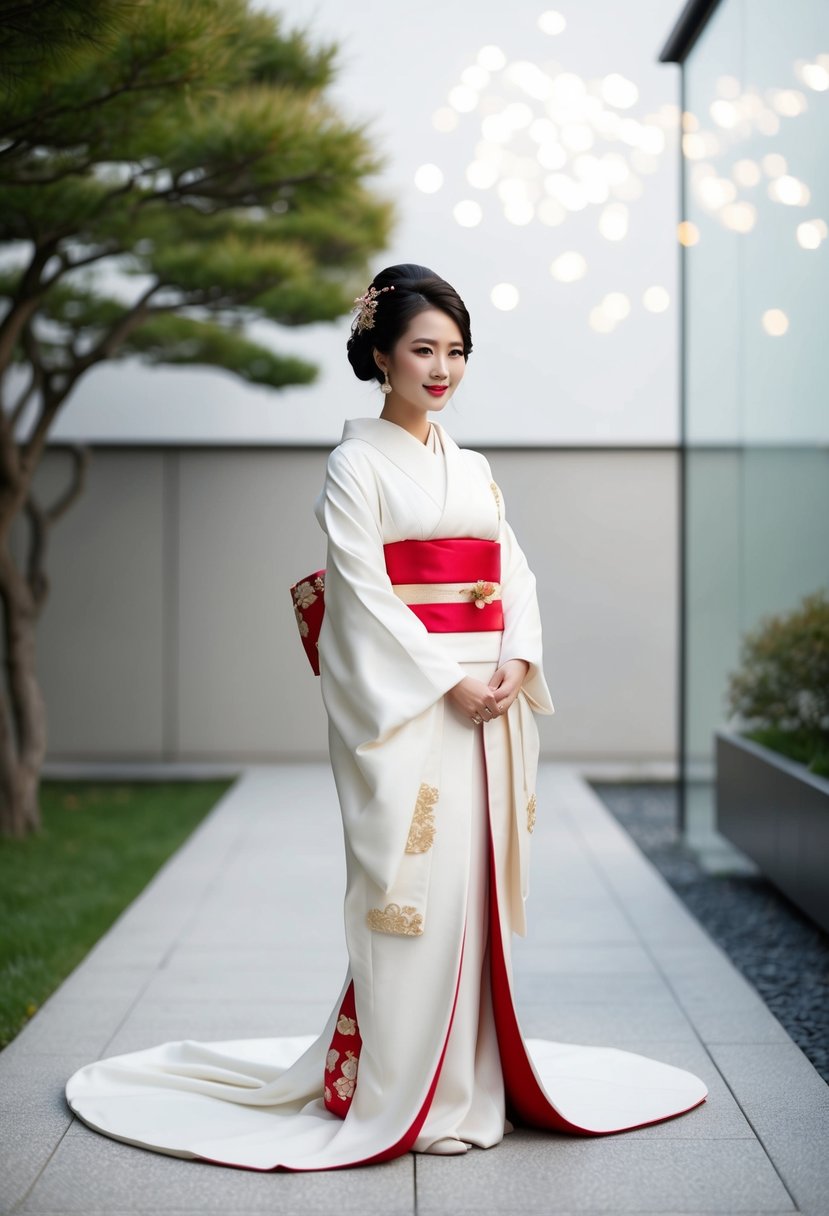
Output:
[383, 537, 504, 632]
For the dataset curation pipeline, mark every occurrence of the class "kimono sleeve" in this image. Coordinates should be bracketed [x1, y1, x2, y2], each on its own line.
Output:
[475, 453, 555, 716]
[314, 444, 467, 749]
[499, 514, 555, 714]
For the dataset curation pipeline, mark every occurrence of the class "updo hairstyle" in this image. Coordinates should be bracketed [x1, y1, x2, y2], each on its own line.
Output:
[346, 263, 473, 387]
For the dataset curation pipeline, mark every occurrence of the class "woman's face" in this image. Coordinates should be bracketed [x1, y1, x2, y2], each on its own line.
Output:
[374, 307, 467, 419]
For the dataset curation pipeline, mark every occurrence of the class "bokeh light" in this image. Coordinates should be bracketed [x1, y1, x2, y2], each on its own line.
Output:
[414, 164, 443, 193]
[601, 74, 638, 109]
[550, 251, 587, 282]
[799, 61, 829, 91]
[598, 202, 628, 240]
[643, 286, 670, 313]
[732, 159, 761, 187]
[537, 10, 566, 36]
[796, 219, 827, 249]
[453, 200, 483, 227]
[721, 201, 757, 232]
[762, 308, 789, 336]
[477, 45, 506, 71]
[602, 291, 631, 320]
[491, 283, 520, 310]
[449, 85, 478, 113]
[770, 175, 810, 205]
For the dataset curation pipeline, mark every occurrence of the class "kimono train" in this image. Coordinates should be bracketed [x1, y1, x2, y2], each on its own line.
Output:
[65, 417, 707, 1170]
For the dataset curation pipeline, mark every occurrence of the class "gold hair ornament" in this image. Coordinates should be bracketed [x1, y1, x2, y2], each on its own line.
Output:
[352, 283, 395, 333]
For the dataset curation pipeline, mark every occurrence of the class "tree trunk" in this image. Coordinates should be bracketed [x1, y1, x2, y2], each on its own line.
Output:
[0, 546, 48, 837]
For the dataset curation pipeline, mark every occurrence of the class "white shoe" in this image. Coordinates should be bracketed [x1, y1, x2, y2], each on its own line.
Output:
[420, 1136, 469, 1155]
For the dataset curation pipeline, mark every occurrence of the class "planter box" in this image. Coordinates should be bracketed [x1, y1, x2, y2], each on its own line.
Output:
[715, 728, 829, 933]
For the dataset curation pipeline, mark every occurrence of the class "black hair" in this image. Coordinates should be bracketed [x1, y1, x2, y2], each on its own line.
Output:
[346, 263, 473, 386]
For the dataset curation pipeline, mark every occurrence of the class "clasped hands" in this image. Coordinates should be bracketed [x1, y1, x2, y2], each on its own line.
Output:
[447, 658, 530, 725]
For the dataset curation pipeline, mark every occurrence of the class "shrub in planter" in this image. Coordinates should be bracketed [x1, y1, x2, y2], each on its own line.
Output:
[725, 588, 829, 778]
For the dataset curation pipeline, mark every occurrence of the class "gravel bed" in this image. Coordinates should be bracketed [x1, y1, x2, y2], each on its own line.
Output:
[591, 781, 829, 1084]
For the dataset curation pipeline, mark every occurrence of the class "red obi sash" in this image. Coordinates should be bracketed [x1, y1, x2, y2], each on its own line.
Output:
[383, 538, 504, 633]
[291, 538, 502, 676]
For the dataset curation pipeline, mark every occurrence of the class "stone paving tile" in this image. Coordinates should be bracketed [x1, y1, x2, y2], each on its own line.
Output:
[0, 998, 138, 1063]
[514, 970, 678, 1006]
[103, 1001, 332, 1056]
[138, 965, 342, 1004]
[679, 1001, 795, 1046]
[517, 900, 641, 946]
[518, 999, 698, 1045]
[18, 1120, 414, 1214]
[0, 1054, 87, 1214]
[708, 1042, 829, 1215]
[511, 943, 657, 975]
[414, 1133, 795, 1213]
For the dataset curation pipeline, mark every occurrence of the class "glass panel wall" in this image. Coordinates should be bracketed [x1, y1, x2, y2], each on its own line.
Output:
[682, 0, 829, 850]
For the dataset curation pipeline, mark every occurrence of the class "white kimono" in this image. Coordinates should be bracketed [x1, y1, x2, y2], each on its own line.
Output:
[64, 417, 707, 1169]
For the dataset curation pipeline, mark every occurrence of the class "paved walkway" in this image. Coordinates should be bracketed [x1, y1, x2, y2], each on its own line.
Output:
[1, 764, 827, 1216]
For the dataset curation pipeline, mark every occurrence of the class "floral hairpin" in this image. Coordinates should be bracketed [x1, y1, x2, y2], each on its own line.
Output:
[351, 283, 395, 333]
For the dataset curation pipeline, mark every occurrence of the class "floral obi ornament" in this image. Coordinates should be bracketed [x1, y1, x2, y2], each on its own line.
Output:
[290, 538, 502, 676]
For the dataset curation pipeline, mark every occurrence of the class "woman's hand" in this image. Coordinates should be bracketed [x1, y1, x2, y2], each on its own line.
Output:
[447, 658, 529, 724]
[446, 676, 501, 725]
[488, 659, 530, 715]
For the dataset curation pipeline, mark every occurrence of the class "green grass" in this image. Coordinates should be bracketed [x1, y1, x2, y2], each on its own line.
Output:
[0, 778, 236, 1050]
[745, 726, 829, 778]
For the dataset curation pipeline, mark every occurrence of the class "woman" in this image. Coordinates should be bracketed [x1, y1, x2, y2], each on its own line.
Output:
[65, 264, 707, 1170]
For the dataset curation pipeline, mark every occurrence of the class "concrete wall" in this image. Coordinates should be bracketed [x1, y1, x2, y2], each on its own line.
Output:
[20, 444, 679, 764]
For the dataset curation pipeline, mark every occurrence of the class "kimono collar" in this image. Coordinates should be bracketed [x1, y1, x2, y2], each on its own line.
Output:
[342, 415, 456, 467]
[340, 415, 454, 510]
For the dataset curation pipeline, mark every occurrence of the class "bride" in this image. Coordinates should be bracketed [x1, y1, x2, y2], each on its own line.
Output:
[65, 263, 707, 1169]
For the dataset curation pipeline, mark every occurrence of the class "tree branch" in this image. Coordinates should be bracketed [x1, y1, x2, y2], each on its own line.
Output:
[0, 239, 58, 375]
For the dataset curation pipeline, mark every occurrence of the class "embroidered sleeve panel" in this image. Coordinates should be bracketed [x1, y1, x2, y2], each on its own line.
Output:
[404, 783, 438, 854]
[490, 481, 502, 522]
[292, 574, 324, 638]
[366, 902, 424, 936]
[527, 793, 537, 833]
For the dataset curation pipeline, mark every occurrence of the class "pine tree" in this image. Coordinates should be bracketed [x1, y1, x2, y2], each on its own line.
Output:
[0, 0, 395, 834]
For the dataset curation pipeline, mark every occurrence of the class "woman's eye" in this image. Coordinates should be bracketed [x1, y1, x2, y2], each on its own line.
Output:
[415, 347, 464, 355]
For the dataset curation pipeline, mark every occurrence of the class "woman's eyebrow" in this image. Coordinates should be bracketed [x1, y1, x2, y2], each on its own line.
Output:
[409, 337, 463, 344]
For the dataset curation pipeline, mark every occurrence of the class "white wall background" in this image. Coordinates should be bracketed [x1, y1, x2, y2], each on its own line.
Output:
[31, 446, 679, 766]
[49, 0, 685, 448]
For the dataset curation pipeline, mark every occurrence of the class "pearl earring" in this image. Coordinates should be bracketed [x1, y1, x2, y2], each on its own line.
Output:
[380, 369, 392, 395]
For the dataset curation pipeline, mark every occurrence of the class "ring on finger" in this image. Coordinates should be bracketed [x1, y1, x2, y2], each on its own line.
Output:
[472, 715, 482, 724]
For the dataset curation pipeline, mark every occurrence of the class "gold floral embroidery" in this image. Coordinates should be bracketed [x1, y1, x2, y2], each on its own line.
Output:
[405, 783, 438, 853]
[324, 1085, 332, 1103]
[334, 1074, 355, 1100]
[527, 793, 537, 834]
[292, 576, 325, 639]
[292, 580, 319, 610]
[366, 902, 424, 936]
[326, 1048, 340, 1072]
[294, 604, 309, 637]
[340, 1049, 359, 1081]
[336, 1014, 357, 1036]
[490, 481, 502, 521]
